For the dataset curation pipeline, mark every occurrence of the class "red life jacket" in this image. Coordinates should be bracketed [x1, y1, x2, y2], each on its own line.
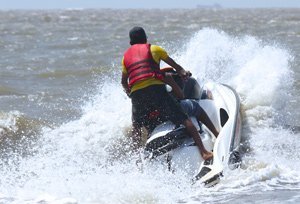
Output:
[123, 44, 164, 87]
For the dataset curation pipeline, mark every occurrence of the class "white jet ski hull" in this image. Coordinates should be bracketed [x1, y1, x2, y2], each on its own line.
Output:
[144, 82, 242, 186]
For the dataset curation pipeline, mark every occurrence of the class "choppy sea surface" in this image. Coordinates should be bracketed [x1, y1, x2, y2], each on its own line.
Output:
[0, 8, 300, 204]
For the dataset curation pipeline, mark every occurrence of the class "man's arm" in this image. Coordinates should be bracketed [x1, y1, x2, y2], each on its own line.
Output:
[163, 73, 184, 99]
[162, 56, 190, 80]
[121, 72, 130, 96]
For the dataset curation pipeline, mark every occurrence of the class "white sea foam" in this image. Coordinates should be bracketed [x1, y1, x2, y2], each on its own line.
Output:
[177, 28, 300, 199]
[0, 111, 21, 134]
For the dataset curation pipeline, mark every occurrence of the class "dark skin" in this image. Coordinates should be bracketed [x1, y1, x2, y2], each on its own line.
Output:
[163, 73, 184, 100]
[164, 72, 219, 137]
[122, 51, 213, 160]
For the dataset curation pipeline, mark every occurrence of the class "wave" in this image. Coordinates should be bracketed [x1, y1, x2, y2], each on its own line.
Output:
[180, 28, 300, 190]
[0, 111, 48, 159]
[0, 86, 21, 96]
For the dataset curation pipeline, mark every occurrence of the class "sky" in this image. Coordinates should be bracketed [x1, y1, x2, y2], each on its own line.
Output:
[0, 0, 300, 10]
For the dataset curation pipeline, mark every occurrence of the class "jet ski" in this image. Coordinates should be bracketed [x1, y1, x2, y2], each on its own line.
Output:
[143, 70, 242, 186]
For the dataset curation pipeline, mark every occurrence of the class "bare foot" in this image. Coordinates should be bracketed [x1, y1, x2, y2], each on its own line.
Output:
[202, 151, 213, 160]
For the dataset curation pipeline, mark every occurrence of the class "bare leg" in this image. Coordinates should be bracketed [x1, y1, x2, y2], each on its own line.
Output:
[180, 99, 219, 137]
[197, 110, 219, 137]
[183, 119, 213, 160]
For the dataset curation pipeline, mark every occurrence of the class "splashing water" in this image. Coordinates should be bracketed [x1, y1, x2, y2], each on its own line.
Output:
[1, 28, 299, 203]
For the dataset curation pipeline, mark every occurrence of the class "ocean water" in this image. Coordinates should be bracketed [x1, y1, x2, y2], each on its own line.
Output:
[0, 8, 300, 204]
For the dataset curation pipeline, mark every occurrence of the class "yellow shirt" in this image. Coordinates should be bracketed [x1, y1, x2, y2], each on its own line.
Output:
[122, 44, 169, 93]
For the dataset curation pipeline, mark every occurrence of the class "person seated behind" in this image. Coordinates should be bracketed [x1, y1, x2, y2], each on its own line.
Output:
[121, 26, 213, 160]
[163, 69, 219, 137]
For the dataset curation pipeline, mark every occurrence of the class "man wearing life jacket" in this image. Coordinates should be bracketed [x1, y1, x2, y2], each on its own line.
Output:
[121, 26, 212, 160]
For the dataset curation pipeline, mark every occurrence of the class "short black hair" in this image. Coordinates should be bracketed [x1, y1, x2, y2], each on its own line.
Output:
[129, 26, 147, 45]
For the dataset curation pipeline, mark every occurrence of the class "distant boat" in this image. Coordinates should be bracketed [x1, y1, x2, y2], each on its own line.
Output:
[197, 3, 222, 9]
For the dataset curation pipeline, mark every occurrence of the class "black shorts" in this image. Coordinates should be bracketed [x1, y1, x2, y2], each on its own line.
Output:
[130, 84, 188, 131]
